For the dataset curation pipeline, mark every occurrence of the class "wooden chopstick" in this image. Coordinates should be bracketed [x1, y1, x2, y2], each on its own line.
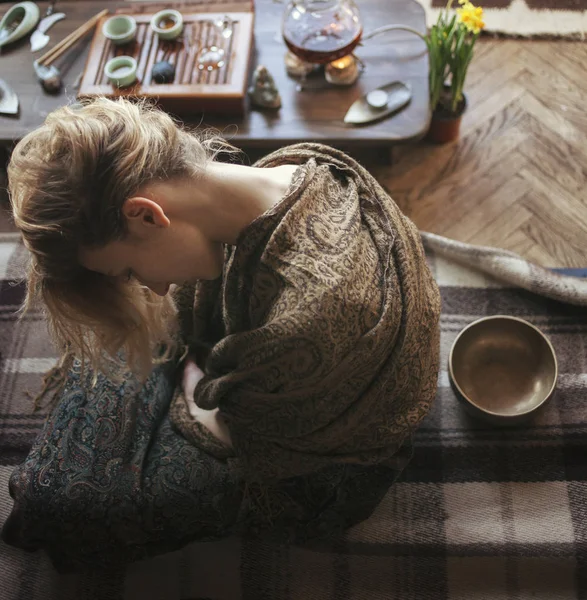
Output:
[38, 9, 108, 66]
[38, 9, 109, 66]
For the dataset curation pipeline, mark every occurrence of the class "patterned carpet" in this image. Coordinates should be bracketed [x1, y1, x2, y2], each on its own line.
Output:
[423, 0, 587, 37]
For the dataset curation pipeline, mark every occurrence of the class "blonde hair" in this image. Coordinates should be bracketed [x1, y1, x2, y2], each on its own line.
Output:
[9, 97, 231, 391]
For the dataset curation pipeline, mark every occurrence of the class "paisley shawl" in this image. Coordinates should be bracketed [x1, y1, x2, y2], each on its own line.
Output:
[171, 143, 441, 482]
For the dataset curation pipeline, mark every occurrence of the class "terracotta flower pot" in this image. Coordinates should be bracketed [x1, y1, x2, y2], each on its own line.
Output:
[427, 93, 467, 144]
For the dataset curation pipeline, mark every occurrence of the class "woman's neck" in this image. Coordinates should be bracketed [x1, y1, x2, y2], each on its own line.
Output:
[183, 161, 298, 245]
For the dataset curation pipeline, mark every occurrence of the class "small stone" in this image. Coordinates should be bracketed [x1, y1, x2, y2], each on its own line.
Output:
[366, 89, 389, 109]
[248, 65, 281, 110]
[152, 60, 176, 84]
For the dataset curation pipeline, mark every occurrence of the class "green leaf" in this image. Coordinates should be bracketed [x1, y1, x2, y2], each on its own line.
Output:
[425, 2, 481, 112]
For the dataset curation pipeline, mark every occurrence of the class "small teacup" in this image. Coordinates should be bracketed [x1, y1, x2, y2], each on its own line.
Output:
[104, 56, 138, 88]
[102, 15, 137, 46]
[150, 9, 183, 41]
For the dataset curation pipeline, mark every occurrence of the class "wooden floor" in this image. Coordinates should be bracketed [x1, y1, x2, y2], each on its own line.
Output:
[2, 39, 586, 267]
[374, 38, 587, 268]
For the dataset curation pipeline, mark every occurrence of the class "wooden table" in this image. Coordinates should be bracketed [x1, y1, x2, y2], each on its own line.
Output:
[0, 0, 429, 156]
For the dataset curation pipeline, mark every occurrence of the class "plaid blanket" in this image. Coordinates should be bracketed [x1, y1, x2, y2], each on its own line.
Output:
[1, 228, 586, 599]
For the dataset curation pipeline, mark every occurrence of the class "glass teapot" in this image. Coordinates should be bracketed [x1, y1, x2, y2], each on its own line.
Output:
[282, 0, 363, 65]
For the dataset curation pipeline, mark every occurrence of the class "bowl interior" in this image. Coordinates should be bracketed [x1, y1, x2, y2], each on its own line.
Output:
[451, 317, 557, 417]
[157, 15, 178, 30]
[151, 10, 182, 32]
[5, 7, 25, 28]
[104, 16, 134, 37]
[105, 56, 136, 77]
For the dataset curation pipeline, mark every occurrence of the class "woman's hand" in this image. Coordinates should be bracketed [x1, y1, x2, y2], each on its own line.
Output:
[182, 356, 205, 404]
[182, 356, 233, 448]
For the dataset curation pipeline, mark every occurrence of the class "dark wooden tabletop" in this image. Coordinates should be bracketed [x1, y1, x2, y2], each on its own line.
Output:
[0, 0, 429, 151]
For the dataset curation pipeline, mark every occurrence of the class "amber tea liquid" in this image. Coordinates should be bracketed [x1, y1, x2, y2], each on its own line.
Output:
[284, 26, 362, 64]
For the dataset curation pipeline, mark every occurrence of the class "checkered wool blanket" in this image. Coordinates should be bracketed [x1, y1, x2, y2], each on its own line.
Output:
[1, 229, 586, 599]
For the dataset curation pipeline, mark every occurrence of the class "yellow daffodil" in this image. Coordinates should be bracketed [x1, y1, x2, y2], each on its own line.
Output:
[428, 0, 485, 114]
[457, 2, 485, 34]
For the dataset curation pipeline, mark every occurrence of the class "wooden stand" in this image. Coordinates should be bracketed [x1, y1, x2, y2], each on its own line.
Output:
[78, 10, 254, 116]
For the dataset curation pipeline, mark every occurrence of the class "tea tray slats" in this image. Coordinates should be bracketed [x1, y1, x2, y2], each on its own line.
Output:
[78, 11, 254, 116]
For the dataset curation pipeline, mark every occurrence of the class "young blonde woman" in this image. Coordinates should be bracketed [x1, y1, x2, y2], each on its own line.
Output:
[3, 97, 441, 571]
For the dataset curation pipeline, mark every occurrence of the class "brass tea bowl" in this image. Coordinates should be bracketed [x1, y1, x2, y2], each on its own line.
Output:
[449, 316, 557, 425]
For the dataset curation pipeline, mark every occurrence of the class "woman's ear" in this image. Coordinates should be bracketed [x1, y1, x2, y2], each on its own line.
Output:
[123, 197, 171, 229]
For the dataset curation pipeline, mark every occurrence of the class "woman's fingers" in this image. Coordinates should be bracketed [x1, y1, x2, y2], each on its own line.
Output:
[182, 357, 205, 400]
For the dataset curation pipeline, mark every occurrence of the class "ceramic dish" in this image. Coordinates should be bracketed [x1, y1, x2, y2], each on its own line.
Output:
[102, 15, 137, 46]
[104, 55, 138, 88]
[0, 1, 40, 47]
[150, 9, 183, 40]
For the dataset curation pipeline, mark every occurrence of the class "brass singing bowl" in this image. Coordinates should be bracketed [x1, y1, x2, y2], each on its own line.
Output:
[449, 316, 558, 424]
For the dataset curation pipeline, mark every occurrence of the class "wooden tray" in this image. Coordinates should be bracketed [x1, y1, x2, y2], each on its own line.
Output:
[78, 11, 254, 116]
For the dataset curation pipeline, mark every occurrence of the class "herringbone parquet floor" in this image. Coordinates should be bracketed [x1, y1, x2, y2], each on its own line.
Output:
[374, 38, 587, 268]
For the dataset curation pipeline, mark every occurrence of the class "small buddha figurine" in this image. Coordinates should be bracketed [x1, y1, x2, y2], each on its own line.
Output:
[248, 65, 281, 110]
